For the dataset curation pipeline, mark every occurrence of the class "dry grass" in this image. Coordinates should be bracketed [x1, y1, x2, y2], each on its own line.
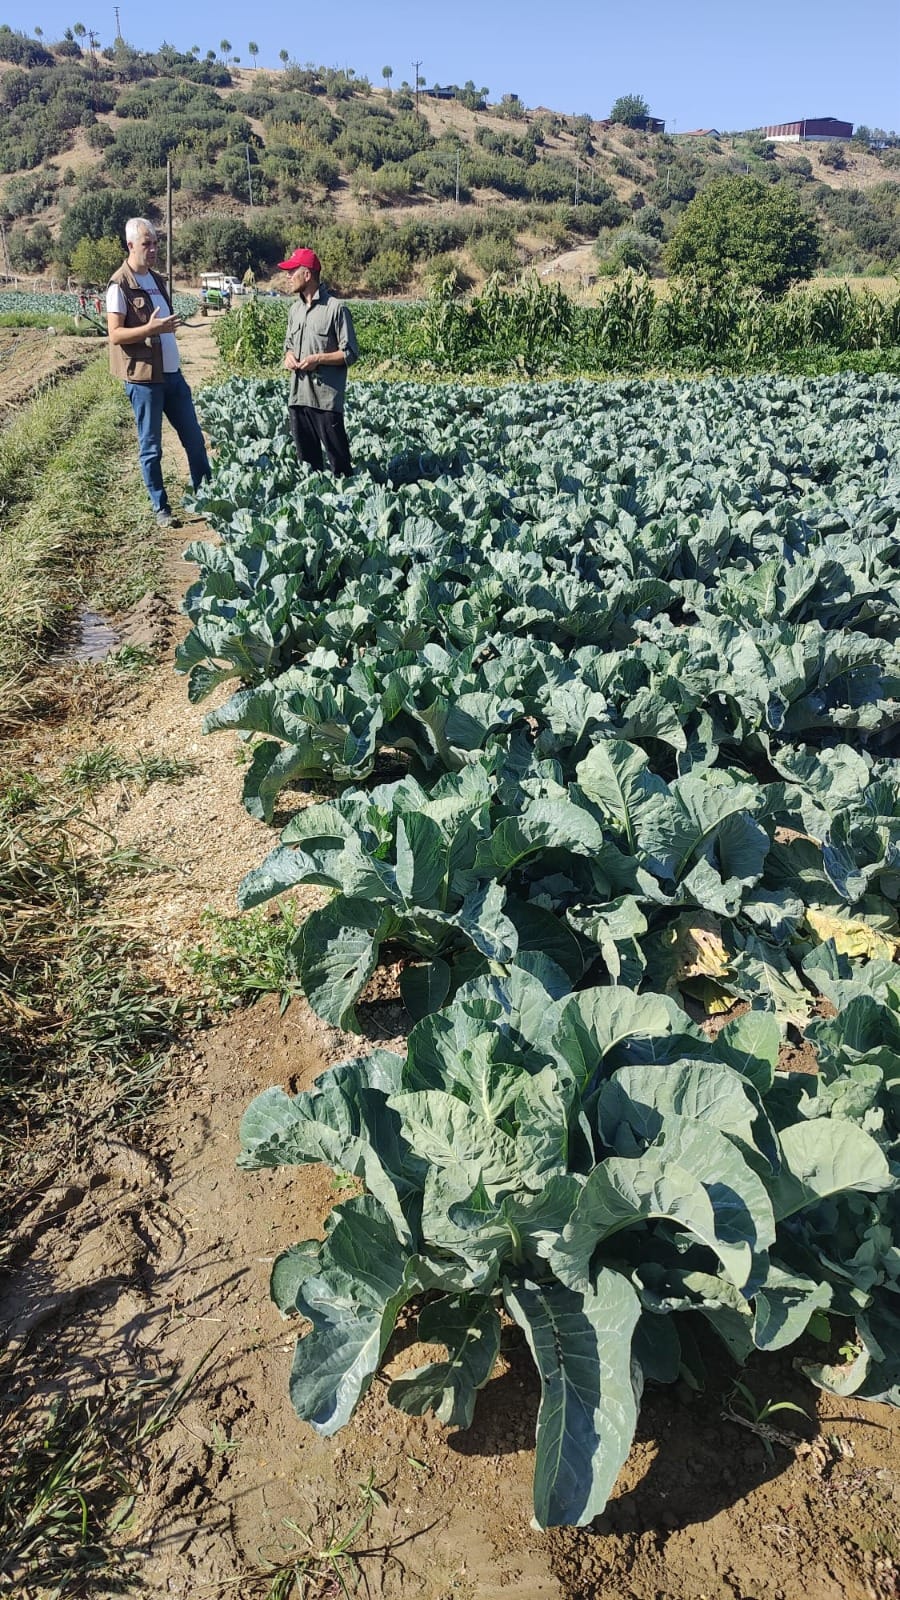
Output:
[0, 362, 150, 710]
[0, 779, 192, 1255]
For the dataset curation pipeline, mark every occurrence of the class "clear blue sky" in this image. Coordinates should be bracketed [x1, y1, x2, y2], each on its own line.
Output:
[6, 0, 899, 132]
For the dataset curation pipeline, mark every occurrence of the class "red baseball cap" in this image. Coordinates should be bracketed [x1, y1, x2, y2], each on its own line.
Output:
[277, 247, 322, 272]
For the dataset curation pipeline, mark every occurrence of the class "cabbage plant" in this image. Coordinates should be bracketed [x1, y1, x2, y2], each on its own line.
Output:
[240, 967, 900, 1528]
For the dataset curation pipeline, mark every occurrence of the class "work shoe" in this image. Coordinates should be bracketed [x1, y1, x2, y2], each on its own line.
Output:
[156, 508, 174, 528]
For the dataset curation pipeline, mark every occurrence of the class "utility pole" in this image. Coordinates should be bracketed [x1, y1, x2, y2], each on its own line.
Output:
[246, 144, 254, 207]
[412, 58, 422, 117]
[86, 29, 99, 114]
[113, 6, 121, 38]
[574, 153, 580, 206]
[166, 159, 173, 300]
[455, 146, 460, 204]
[0, 219, 10, 277]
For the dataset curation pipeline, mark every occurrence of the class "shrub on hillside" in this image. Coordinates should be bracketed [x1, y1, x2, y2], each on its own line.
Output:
[364, 247, 413, 294]
[469, 233, 521, 279]
[595, 228, 661, 276]
[6, 221, 52, 271]
[0, 24, 53, 66]
[59, 188, 151, 255]
[0, 169, 57, 219]
[820, 141, 848, 171]
[175, 216, 285, 276]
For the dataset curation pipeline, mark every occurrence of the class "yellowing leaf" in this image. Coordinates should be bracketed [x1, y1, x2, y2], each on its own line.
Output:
[664, 913, 731, 982]
[805, 906, 900, 963]
[681, 977, 736, 1014]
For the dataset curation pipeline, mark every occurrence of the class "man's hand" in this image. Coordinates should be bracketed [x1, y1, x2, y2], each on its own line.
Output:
[295, 353, 321, 372]
[284, 351, 302, 371]
[147, 306, 179, 335]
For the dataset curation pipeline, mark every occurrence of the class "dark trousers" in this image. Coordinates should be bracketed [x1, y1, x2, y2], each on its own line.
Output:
[287, 405, 352, 477]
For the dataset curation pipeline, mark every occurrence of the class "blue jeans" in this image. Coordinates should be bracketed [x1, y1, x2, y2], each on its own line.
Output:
[125, 370, 211, 513]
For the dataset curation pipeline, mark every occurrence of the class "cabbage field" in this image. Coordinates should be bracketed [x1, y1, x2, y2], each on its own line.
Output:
[0, 288, 198, 320]
[180, 372, 900, 1529]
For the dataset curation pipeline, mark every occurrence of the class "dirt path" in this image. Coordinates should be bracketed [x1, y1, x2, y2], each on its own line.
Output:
[4, 322, 900, 1599]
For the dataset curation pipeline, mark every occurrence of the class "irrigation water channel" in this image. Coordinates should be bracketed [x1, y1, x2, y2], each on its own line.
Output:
[52, 608, 119, 663]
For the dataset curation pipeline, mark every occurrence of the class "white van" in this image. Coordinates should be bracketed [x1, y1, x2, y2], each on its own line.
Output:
[200, 272, 244, 296]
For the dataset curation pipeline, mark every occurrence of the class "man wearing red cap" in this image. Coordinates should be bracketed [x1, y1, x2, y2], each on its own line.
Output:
[279, 247, 358, 476]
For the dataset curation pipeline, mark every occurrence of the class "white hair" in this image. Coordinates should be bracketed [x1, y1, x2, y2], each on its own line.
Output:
[125, 217, 157, 245]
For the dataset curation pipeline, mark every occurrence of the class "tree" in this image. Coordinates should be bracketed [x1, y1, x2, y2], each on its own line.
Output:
[72, 21, 86, 37]
[248, 41, 258, 63]
[665, 175, 820, 295]
[382, 64, 392, 93]
[609, 93, 650, 128]
[219, 38, 231, 59]
[70, 233, 122, 283]
[279, 48, 289, 65]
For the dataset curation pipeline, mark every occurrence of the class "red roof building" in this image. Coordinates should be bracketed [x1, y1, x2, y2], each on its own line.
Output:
[764, 117, 853, 142]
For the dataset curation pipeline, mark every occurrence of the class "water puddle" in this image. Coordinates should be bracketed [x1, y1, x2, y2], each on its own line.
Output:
[52, 610, 119, 664]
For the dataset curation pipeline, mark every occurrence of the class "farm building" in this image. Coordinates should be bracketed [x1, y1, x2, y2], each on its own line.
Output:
[764, 117, 853, 142]
[681, 128, 722, 138]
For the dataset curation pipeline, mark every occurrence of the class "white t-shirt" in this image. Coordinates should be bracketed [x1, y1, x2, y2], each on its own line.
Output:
[106, 272, 180, 373]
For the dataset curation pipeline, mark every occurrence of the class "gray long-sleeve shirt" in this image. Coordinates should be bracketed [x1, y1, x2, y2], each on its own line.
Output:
[284, 285, 358, 411]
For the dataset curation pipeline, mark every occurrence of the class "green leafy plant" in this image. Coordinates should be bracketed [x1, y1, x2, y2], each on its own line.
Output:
[60, 745, 196, 793]
[240, 966, 900, 1528]
[106, 643, 156, 678]
[726, 1379, 811, 1460]
[181, 903, 304, 1010]
[178, 368, 900, 1529]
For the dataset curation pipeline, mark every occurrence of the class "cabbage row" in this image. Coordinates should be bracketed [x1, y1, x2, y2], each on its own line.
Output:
[183, 373, 900, 1527]
[0, 289, 198, 318]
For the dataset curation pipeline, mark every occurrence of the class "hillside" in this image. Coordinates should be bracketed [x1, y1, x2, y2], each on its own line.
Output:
[0, 27, 898, 293]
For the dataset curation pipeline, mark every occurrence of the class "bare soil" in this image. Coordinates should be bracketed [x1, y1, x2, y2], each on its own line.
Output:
[3, 321, 900, 1599]
[0, 329, 102, 416]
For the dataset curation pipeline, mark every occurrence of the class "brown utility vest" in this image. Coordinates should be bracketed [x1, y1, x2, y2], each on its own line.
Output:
[107, 261, 174, 383]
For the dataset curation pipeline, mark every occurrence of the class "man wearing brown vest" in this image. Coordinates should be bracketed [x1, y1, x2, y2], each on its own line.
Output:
[106, 218, 210, 528]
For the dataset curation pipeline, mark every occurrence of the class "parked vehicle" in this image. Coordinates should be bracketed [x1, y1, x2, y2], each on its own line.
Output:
[200, 272, 244, 297]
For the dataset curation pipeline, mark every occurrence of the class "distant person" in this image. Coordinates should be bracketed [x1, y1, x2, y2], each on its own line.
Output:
[279, 247, 358, 476]
[106, 217, 210, 528]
